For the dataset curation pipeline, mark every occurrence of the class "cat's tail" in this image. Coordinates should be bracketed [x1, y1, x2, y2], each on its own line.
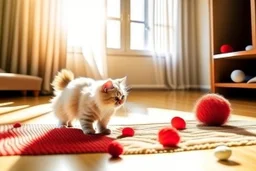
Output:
[52, 69, 74, 91]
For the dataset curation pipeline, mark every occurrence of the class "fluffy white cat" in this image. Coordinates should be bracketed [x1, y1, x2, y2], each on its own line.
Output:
[51, 69, 128, 135]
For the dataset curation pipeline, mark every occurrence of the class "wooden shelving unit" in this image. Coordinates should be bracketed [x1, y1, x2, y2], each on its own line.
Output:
[213, 51, 256, 59]
[215, 83, 256, 89]
[209, 0, 256, 97]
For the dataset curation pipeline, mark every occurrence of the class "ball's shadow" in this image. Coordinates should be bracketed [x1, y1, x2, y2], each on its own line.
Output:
[218, 160, 240, 166]
[196, 124, 256, 137]
[108, 156, 123, 162]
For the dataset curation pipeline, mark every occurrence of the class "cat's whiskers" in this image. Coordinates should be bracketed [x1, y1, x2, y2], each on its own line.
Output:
[125, 86, 132, 93]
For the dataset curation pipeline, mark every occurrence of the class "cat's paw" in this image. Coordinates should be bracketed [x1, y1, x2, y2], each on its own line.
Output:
[67, 122, 74, 127]
[82, 129, 96, 135]
[57, 124, 67, 128]
[58, 121, 68, 128]
[99, 128, 111, 135]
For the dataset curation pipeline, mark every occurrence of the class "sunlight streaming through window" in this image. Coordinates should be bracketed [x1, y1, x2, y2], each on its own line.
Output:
[107, 20, 121, 49]
[130, 23, 145, 50]
[130, 0, 145, 22]
[107, 0, 120, 18]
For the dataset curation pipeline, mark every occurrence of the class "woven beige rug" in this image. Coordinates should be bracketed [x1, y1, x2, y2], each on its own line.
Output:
[109, 120, 256, 155]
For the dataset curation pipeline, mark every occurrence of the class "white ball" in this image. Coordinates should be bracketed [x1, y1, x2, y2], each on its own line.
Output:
[245, 45, 253, 51]
[214, 145, 232, 160]
[231, 70, 245, 83]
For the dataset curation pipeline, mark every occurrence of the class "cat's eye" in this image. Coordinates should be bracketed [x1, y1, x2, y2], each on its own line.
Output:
[116, 92, 121, 96]
[121, 95, 124, 99]
[115, 97, 119, 101]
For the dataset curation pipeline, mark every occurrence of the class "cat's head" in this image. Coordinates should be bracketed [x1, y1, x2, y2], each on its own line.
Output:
[97, 77, 128, 109]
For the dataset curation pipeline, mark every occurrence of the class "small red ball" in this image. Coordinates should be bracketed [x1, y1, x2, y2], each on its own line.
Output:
[171, 117, 186, 130]
[220, 44, 233, 53]
[158, 127, 180, 147]
[108, 141, 124, 158]
[13, 123, 21, 128]
[194, 94, 231, 126]
[122, 127, 135, 137]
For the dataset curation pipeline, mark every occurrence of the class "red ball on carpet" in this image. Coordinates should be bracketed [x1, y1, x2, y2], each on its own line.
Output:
[122, 127, 135, 137]
[171, 116, 186, 130]
[220, 44, 233, 53]
[108, 141, 124, 158]
[194, 93, 231, 126]
[13, 123, 21, 128]
[158, 127, 180, 147]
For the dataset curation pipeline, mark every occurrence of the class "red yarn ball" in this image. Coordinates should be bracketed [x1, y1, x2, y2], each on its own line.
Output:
[13, 123, 21, 128]
[220, 44, 233, 53]
[122, 127, 135, 137]
[194, 94, 231, 126]
[171, 117, 186, 130]
[108, 141, 124, 158]
[158, 127, 180, 147]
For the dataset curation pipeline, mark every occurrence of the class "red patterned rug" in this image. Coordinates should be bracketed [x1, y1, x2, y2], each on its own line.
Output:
[1, 120, 256, 156]
[0, 124, 114, 156]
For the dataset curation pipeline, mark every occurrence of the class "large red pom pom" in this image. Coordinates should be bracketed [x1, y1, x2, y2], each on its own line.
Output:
[194, 94, 231, 126]
[171, 117, 186, 130]
[220, 44, 233, 53]
[13, 122, 21, 128]
[108, 141, 124, 158]
[158, 127, 180, 147]
[122, 127, 135, 137]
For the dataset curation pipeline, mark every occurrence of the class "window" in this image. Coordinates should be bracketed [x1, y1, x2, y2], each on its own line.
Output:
[106, 0, 151, 54]
[106, 0, 121, 49]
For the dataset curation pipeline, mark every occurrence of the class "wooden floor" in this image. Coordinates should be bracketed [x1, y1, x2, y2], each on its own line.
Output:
[0, 90, 256, 171]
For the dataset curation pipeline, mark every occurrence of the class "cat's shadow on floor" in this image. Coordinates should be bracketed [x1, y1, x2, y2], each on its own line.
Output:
[196, 124, 256, 137]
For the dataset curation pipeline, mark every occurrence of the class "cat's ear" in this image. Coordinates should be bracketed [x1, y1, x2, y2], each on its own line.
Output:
[117, 76, 127, 85]
[102, 80, 114, 93]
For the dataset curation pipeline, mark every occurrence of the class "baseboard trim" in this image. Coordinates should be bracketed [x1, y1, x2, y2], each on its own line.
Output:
[199, 85, 211, 90]
[130, 84, 168, 89]
[129, 84, 210, 90]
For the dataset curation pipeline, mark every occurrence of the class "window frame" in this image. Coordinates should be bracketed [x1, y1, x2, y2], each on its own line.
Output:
[106, 0, 152, 56]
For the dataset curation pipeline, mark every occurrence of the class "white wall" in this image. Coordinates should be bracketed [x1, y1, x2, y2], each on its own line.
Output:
[108, 0, 211, 89]
[108, 55, 166, 89]
[196, 0, 211, 89]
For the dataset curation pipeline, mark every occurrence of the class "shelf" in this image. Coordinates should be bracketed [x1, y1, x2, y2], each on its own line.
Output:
[213, 50, 256, 59]
[210, 0, 256, 96]
[215, 83, 256, 89]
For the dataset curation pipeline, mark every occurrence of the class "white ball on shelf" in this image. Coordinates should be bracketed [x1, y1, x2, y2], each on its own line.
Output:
[245, 45, 253, 51]
[230, 70, 245, 83]
[214, 145, 232, 160]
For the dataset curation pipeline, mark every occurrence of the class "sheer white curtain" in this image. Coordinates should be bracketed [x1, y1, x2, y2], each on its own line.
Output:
[149, 0, 199, 89]
[64, 0, 108, 79]
[0, 0, 67, 93]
